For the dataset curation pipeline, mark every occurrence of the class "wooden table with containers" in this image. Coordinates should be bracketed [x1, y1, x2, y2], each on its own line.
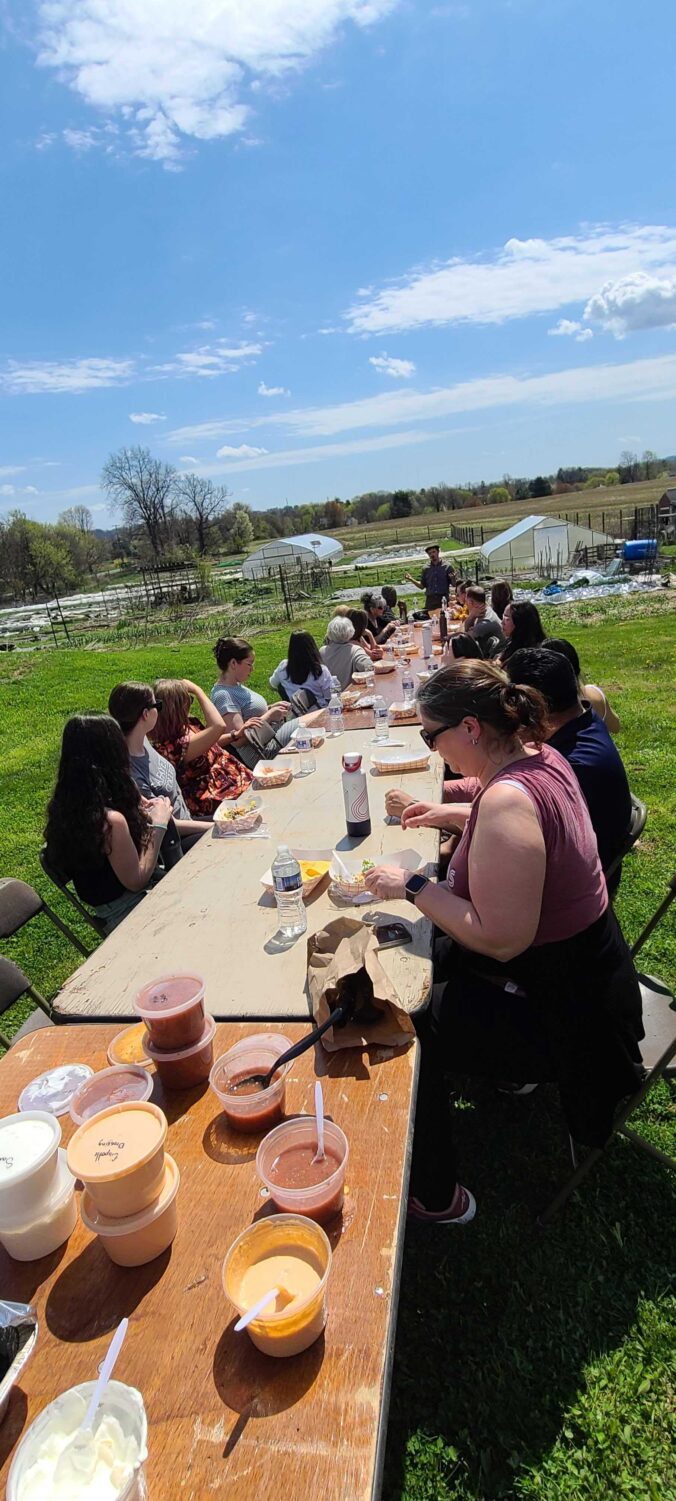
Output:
[0, 1019, 419, 1501]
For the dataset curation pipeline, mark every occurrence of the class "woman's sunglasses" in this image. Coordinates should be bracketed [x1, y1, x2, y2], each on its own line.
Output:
[420, 715, 467, 750]
[147, 699, 163, 712]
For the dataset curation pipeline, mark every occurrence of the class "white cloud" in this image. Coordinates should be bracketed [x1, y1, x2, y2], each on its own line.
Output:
[0, 465, 26, 476]
[369, 353, 416, 378]
[548, 319, 593, 343]
[129, 411, 167, 424]
[178, 455, 201, 464]
[585, 272, 676, 337]
[0, 485, 15, 496]
[155, 340, 263, 378]
[203, 429, 443, 473]
[62, 127, 99, 151]
[258, 380, 290, 396]
[23, 486, 40, 495]
[36, 0, 397, 166]
[0, 357, 136, 395]
[345, 224, 676, 333]
[216, 443, 269, 458]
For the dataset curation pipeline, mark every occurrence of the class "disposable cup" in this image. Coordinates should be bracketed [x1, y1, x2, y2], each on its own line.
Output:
[81, 1153, 180, 1267]
[134, 971, 206, 1049]
[6, 1380, 148, 1501]
[67, 1101, 167, 1219]
[223, 1213, 332, 1357]
[70, 1065, 153, 1125]
[0, 1150, 77, 1261]
[0, 1111, 61, 1218]
[143, 1013, 216, 1090]
[257, 1117, 348, 1223]
[209, 1035, 293, 1133]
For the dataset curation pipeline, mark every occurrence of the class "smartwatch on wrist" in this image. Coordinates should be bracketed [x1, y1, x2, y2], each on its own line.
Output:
[405, 872, 429, 905]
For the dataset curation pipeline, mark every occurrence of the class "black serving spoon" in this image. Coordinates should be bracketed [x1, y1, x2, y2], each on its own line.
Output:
[233, 983, 381, 1092]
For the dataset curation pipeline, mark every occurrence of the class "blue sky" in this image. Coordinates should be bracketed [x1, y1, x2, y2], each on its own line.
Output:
[1, 0, 676, 527]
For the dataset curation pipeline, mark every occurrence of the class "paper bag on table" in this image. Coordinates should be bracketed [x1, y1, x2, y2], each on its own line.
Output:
[307, 916, 415, 1052]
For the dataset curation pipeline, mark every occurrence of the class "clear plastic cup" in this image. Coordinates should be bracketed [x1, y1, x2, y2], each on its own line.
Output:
[143, 1013, 216, 1090]
[70, 1066, 153, 1125]
[222, 1213, 332, 1357]
[81, 1154, 180, 1267]
[209, 1035, 292, 1134]
[256, 1117, 348, 1223]
[134, 972, 206, 1049]
[7, 1380, 148, 1501]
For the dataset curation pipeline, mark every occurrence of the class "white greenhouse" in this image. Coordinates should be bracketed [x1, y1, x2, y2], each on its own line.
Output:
[480, 514, 613, 574]
[241, 533, 344, 580]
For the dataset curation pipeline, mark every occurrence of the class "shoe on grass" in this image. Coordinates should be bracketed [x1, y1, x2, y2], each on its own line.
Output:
[408, 1183, 476, 1225]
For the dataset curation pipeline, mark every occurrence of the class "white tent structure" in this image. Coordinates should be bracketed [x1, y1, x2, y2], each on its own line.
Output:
[480, 514, 613, 574]
[241, 533, 343, 580]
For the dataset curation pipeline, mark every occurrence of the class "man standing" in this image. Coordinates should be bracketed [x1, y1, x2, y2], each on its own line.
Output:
[463, 585, 505, 655]
[405, 545, 456, 612]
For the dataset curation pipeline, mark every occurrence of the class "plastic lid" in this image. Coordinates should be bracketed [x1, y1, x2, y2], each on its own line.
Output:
[67, 1101, 167, 1184]
[134, 973, 204, 1023]
[81, 1154, 179, 1235]
[70, 1066, 153, 1126]
[18, 1065, 94, 1117]
[143, 1012, 216, 1064]
[342, 754, 362, 771]
[107, 1023, 149, 1067]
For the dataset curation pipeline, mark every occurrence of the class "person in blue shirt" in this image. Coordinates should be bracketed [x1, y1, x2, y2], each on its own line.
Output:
[504, 647, 633, 893]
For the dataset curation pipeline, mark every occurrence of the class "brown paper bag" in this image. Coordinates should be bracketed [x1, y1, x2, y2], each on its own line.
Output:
[307, 916, 415, 1052]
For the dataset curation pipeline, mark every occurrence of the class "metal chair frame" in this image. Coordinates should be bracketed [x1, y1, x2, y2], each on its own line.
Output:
[539, 874, 676, 1226]
[38, 850, 106, 939]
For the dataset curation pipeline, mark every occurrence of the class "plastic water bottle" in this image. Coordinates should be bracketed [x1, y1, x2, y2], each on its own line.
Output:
[327, 678, 344, 736]
[294, 728, 315, 777]
[373, 695, 390, 743]
[271, 845, 307, 938]
[402, 662, 416, 706]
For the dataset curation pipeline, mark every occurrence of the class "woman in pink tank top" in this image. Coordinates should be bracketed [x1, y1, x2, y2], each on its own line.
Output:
[364, 660, 643, 1226]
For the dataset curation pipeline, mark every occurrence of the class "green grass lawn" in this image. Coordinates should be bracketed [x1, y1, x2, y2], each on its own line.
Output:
[1, 605, 675, 1501]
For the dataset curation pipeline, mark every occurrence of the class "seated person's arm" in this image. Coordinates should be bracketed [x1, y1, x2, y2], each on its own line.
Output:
[586, 683, 621, 733]
[180, 682, 227, 762]
[412, 784, 545, 962]
[443, 775, 481, 802]
[106, 807, 168, 892]
[400, 801, 472, 832]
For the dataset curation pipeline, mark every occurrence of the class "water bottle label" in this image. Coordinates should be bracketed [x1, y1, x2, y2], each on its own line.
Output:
[274, 873, 303, 893]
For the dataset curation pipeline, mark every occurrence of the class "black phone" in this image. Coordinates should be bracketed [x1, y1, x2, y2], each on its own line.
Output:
[374, 922, 413, 950]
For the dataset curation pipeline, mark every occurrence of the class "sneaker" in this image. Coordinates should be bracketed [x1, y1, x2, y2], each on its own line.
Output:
[498, 1081, 539, 1097]
[408, 1184, 476, 1225]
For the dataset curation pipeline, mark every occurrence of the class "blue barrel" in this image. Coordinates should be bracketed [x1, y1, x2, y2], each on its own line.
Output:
[623, 539, 658, 561]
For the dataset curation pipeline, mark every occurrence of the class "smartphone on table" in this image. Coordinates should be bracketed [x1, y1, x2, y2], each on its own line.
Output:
[374, 922, 413, 950]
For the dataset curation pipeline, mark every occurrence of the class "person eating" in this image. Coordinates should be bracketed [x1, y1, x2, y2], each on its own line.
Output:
[363, 659, 643, 1227]
[320, 616, 373, 688]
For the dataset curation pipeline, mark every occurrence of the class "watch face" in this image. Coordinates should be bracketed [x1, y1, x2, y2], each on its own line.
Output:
[406, 873, 428, 895]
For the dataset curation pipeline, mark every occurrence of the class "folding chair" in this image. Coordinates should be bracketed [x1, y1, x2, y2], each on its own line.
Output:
[38, 848, 106, 938]
[605, 794, 648, 887]
[0, 955, 53, 1048]
[538, 873, 676, 1225]
[0, 875, 93, 956]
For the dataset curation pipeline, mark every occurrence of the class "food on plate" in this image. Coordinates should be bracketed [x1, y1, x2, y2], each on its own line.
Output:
[374, 660, 396, 674]
[361, 859, 375, 874]
[389, 703, 419, 723]
[214, 797, 261, 827]
[254, 762, 293, 787]
[340, 690, 361, 711]
[298, 860, 330, 882]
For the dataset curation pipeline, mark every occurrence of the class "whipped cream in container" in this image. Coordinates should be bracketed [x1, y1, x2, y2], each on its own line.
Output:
[7, 1380, 148, 1501]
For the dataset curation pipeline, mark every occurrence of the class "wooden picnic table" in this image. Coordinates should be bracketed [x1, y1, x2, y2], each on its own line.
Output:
[314, 647, 447, 732]
[54, 726, 442, 1022]
[0, 1022, 419, 1501]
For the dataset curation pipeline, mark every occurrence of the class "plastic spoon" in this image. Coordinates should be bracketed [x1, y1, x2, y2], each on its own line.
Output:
[234, 1288, 281, 1331]
[312, 1080, 326, 1165]
[54, 1318, 129, 1482]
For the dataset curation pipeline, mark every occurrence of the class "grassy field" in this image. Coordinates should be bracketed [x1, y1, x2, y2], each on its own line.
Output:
[0, 602, 675, 1501]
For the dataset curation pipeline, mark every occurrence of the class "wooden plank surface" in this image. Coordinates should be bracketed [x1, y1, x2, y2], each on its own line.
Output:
[55, 726, 441, 1021]
[0, 1023, 419, 1501]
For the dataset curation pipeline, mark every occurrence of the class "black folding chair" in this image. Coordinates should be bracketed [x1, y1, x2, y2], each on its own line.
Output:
[38, 849, 106, 938]
[0, 955, 53, 1048]
[0, 875, 93, 955]
[539, 873, 676, 1225]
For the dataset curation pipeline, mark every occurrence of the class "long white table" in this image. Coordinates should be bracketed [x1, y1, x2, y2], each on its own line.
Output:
[55, 726, 442, 1021]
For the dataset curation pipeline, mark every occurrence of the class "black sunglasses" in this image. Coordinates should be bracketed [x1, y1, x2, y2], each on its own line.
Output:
[420, 725, 448, 750]
[147, 699, 163, 712]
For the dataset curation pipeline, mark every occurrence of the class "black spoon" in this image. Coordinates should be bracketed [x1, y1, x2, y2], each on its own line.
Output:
[231, 1004, 352, 1092]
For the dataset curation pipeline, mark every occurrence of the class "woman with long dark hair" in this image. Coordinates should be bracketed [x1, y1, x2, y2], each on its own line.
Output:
[269, 631, 333, 707]
[490, 578, 513, 620]
[364, 659, 643, 1225]
[498, 600, 545, 663]
[44, 714, 172, 932]
[346, 608, 382, 661]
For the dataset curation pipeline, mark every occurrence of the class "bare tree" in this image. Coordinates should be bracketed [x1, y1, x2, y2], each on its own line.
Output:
[642, 449, 659, 481]
[175, 473, 229, 554]
[101, 446, 176, 558]
[58, 503, 93, 534]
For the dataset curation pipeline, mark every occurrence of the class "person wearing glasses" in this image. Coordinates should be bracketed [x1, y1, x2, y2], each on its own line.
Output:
[364, 659, 643, 1227]
[44, 714, 174, 934]
[108, 682, 213, 849]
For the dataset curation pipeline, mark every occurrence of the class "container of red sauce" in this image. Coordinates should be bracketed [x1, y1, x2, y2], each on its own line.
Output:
[134, 973, 205, 1049]
[70, 1065, 153, 1126]
[209, 1035, 293, 1133]
[143, 1014, 216, 1090]
[256, 1116, 349, 1223]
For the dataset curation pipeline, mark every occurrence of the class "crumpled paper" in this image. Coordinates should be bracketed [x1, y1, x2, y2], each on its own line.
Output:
[307, 916, 415, 1051]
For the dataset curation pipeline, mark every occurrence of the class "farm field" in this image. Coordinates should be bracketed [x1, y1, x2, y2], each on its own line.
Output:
[0, 599, 674, 1501]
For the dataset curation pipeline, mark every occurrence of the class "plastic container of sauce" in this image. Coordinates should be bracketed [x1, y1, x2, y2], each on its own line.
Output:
[134, 972, 205, 1049]
[81, 1154, 180, 1268]
[70, 1066, 153, 1126]
[0, 1150, 77, 1262]
[107, 1023, 149, 1067]
[0, 1112, 61, 1218]
[223, 1213, 332, 1357]
[257, 1117, 349, 1223]
[143, 1014, 216, 1090]
[6, 1379, 148, 1501]
[209, 1035, 293, 1133]
[67, 1101, 167, 1219]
